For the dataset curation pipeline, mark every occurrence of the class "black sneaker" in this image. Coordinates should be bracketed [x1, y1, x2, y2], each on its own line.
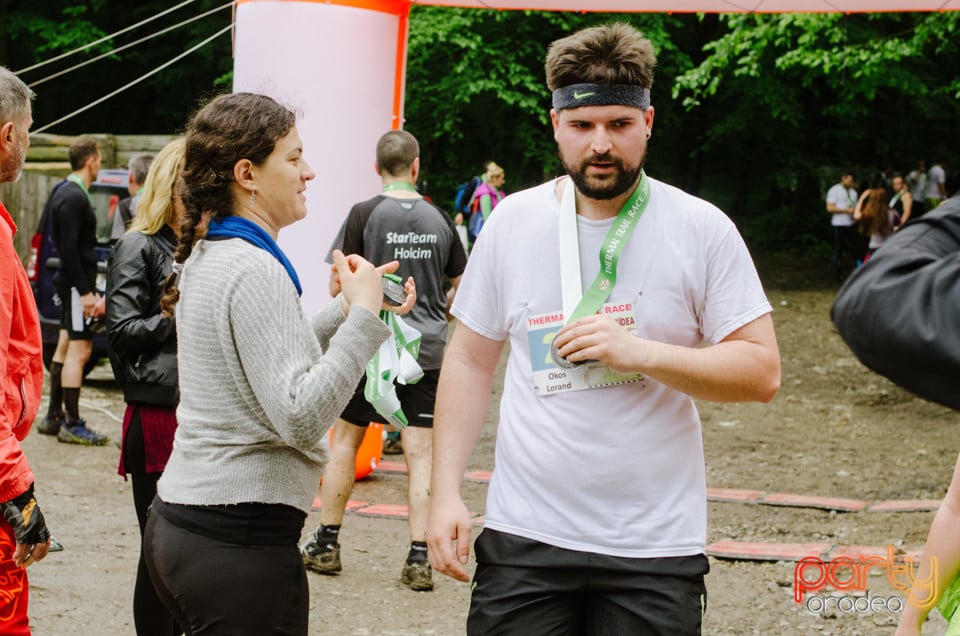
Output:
[57, 420, 110, 446]
[299, 531, 342, 574]
[36, 414, 64, 436]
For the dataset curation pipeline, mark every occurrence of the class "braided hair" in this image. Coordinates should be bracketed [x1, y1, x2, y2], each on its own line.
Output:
[160, 93, 296, 317]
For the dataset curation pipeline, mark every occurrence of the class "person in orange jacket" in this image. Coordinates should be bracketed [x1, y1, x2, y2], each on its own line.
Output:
[0, 65, 53, 635]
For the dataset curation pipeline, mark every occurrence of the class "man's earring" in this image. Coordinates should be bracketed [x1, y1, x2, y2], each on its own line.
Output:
[250, 189, 256, 206]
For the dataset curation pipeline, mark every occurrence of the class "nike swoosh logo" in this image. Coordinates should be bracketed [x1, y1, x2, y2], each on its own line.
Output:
[573, 91, 595, 99]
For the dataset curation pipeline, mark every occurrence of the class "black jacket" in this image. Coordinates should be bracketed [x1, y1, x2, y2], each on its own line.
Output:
[105, 226, 179, 406]
[831, 195, 960, 410]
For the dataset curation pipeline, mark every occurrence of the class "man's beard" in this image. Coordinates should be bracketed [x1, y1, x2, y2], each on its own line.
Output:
[561, 149, 645, 201]
[0, 138, 26, 182]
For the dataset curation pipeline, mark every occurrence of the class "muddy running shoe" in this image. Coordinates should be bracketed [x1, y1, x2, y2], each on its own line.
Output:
[300, 533, 342, 575]
[36, 414, 64, 435]
[57, 420, 110, 446]
[400, 560, 434, 591]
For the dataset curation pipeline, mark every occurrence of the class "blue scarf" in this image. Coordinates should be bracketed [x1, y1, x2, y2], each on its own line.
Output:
[206, 216, 302, 296]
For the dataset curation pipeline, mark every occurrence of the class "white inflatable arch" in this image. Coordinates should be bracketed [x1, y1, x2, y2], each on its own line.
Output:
[233, 0, 956, 312]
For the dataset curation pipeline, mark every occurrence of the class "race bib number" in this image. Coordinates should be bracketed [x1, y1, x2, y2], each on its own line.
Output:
[527, 304, 644, 396]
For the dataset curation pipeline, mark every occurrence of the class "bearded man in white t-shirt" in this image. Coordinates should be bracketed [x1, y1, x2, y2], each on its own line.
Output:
[825, 172, 863, 280]
[906, 160, 928, 218]
[427, 23, 781, 636]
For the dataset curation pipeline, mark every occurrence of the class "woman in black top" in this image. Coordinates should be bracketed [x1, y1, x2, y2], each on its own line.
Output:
[105, 138, 185, 636]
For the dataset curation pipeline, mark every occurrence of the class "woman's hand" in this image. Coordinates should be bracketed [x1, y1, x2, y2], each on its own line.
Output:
[375, 260, 416, 315]
[331, 250, 382, 314]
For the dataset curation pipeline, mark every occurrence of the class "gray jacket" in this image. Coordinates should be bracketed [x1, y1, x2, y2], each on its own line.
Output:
[832, 195, 960, 410]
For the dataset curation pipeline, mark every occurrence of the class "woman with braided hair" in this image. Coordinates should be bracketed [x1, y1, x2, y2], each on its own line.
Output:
[143, 92, 414, 634]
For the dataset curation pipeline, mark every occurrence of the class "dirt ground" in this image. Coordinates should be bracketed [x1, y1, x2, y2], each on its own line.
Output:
[20, 255, 960, 635]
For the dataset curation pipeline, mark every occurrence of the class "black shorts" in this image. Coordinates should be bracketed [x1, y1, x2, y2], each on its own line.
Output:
[468, 529, 709, 636]
[56, 287, 95, 340]
[340, 368, 439, 429]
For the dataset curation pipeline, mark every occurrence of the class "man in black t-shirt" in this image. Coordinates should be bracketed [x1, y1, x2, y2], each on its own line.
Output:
[36, 137, 110, 446]
[301, 130, 467, 591]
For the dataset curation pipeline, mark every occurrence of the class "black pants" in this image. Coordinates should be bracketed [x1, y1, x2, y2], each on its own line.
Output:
[832, 225, 866, 278]
[125, 409, 181, 636]
[468, 529, 708, 636]
[143, 510, 309, 635]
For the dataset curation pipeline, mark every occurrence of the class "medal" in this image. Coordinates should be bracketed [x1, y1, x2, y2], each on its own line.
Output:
[381, 276, 408, 306]
[550, 337, 583, 369]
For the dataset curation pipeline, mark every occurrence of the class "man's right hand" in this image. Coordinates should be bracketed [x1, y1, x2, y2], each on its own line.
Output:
[80, 292, 98, 317]
[427, 494, 474, 582]
[91, 294, 106, 319]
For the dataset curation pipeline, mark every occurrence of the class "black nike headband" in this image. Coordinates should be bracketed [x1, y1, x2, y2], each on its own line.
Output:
[551, 83, 651, 111]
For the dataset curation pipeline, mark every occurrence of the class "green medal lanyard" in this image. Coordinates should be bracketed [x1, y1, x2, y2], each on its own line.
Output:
[66, 173, 92, 202]
[553, 171, 651, 368]
[383, 182, 418, 193]
[364, 272, 423, 429]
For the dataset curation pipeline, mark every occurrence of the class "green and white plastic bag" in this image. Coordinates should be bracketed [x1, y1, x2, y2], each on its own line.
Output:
[364, 289, 423, 428]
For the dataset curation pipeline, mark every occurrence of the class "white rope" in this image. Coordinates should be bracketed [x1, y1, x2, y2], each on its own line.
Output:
[15, 0, 200, 75]
[33, 24, 232, 135]
[38, 399, 124, 423]
[28, 1, 234, 88]
[78, 402, 124, 423]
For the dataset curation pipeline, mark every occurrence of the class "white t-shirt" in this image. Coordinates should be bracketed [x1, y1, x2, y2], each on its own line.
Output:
[907, 169, 928, 202]
[452, 176, 772, 559]
[826, 183, 858, 227]
[927, 164, 946, 201]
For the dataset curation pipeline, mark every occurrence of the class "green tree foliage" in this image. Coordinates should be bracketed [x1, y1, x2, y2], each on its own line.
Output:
[406, 10, 959, 254]
[5, 2, 109, 59]
[404, 8, 690, 204]
[670, 12, 960, 252]
[404, 7, 582, 198]
[1, 0, 233, 135]
[4, 4, 957, 258]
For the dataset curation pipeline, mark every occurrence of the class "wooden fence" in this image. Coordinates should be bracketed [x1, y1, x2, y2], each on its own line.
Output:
[0, 133, 179, 263]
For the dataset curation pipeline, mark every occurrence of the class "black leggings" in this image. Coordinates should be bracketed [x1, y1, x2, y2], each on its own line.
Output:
[125, 408, 182, 636]
[144, 510, 309, 635]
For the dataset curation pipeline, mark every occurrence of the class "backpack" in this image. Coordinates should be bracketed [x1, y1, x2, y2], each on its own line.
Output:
[454, 175, 482, 215]
[467, 204, 485, 243]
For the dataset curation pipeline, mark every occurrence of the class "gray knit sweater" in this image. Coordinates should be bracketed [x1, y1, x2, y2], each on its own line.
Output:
[157, 238, 390, 514]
